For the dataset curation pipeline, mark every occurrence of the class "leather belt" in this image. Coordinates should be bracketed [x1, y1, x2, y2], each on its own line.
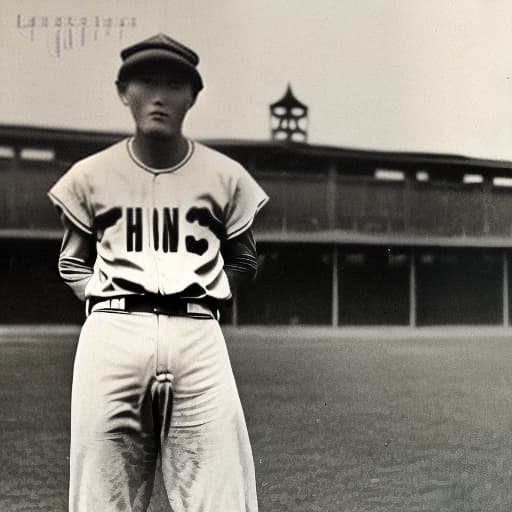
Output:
[87, 294, 218, 319]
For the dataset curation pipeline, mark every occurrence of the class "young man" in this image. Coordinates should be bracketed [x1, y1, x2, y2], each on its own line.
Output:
[48, 33, 268, 512]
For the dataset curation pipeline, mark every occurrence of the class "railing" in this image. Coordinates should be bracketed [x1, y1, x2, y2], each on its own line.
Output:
[255, 171, 512, 241]
[3, 163, 512, 243]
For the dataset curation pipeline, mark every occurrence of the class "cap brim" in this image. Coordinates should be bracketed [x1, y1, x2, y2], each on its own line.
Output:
[118, 49, 203, 91]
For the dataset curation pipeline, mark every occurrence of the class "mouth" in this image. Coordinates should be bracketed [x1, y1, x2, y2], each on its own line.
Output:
[149, 111, 169, 119]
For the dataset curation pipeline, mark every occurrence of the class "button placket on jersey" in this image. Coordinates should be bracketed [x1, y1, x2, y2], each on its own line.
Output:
[150, 173, 163, 294]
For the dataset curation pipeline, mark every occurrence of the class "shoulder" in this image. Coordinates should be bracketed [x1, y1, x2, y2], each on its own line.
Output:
[49, 138, 130, 205]
[192, 141, 247, 175]
[68, 139, 129, 178]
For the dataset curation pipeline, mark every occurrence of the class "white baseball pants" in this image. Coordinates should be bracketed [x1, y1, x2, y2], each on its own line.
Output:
[69, 311, 258, 512]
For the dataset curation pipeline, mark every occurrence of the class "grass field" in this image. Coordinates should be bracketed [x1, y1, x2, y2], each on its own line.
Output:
[1, 326, 512, 511]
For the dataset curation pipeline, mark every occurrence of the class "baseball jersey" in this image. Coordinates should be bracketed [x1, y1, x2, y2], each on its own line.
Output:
[48, 138, 268, 301]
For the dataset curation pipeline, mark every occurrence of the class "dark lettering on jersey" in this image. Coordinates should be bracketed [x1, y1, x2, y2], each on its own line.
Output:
[126, 207, 143, 252]
[184, 207, 227, 256]
[127, 206, 179, 253]
[125, 206, 221, 254]
[152, 209, 159, 251]
[161, 207, 179, 253]
[185, 235, 208, 256]
[151, 207, 179, 252]
[186, 207, 226, 240]
[94, 207, 122, 235]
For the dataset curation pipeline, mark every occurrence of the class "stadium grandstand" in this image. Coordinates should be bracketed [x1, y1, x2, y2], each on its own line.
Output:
[2, 120, 512, 327]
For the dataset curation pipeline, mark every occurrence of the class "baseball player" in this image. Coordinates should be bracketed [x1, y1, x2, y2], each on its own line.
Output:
[48, 33, 268, 512]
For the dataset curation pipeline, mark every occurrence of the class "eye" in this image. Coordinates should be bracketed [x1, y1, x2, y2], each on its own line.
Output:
[166, 80, 185, 89]
[139, 76, 157, 85]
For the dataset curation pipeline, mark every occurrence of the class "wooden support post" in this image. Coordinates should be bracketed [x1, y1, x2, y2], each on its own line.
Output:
[409, 249, 417, 327]
[331, 246, 339, 327]
[327, 162, 337, 230]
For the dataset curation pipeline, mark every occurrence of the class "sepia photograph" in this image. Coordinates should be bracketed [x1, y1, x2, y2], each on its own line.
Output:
[2, 1, 512, 511]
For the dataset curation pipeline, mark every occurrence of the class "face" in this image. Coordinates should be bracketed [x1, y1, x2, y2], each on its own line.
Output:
[118, 68, 196, 140]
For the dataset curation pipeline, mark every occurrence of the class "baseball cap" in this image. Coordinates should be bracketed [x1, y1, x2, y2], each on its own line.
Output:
[117, 33, 203, 93]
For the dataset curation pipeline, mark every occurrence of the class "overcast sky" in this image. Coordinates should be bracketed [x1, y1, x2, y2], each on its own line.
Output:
[3, 0, 512, 161]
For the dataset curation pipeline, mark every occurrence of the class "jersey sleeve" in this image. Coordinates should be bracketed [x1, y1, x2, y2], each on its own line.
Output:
[47, 165, 94, 235]
[225, 166, 269, 240]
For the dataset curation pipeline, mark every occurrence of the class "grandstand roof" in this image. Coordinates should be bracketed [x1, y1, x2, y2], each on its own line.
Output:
[2, 124, 512, 177]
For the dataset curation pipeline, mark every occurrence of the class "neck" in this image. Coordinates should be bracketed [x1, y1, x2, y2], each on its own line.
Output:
[131, 132, 189, 169]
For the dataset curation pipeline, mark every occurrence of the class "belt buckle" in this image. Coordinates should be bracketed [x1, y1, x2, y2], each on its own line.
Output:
[150, 296, 184, 316]
[151, 303, 166, 315]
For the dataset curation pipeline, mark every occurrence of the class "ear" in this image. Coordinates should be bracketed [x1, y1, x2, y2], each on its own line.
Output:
[116, 81, 129, 106]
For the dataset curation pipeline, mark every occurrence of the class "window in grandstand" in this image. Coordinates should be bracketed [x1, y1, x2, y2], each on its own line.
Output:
[416, 171, 429, 182]
[463, 173, 483, 184]
[20, 148, 55, 161]
[344, 253, 365, 265]
[0, 146, 14, 159]
[238, 243, 332, 325]
[374, 169, 404, 181]
[493, 177, 512, 187]
[417, 248, 501, 325]
[389, 253, 407, 267]
[420, 254, 435, 265]
[339, 247, 410, 325]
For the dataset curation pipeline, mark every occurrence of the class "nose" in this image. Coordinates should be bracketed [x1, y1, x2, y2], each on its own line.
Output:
[150, 84, 168, 105]
[152, 92, 165, 105]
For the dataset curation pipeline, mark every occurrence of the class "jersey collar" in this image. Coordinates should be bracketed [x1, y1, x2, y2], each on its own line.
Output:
[126, 137, 194, 174]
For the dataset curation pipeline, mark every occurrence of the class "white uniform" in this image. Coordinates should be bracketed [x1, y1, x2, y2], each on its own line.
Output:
[48, 137, 268, 512]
